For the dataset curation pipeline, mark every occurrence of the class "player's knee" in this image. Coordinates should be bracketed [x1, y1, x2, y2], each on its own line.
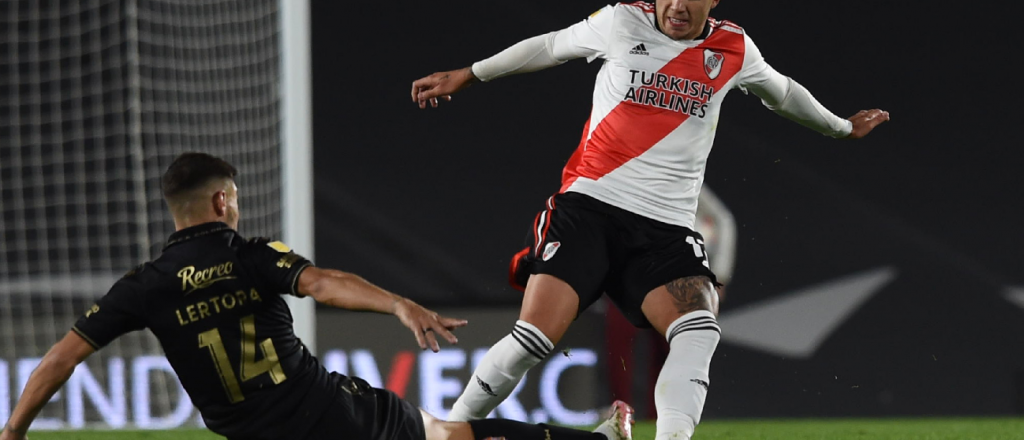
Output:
[507, 319, 555, 361]
[666, 276, 719, 316]
[700, 322, 722, 348]
[706, 289, 720, 318]
[643, 276, 720, 334]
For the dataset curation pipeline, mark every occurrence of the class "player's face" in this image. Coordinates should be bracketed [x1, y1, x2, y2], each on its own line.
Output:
[656, 0, 720, 40]
[224, 182, 240, 230]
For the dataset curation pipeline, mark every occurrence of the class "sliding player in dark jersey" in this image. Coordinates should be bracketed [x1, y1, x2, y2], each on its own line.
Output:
[1, 153, 633, 440]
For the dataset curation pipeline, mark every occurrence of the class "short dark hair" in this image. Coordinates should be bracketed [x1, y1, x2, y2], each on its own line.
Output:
[161, 152, 238, 200]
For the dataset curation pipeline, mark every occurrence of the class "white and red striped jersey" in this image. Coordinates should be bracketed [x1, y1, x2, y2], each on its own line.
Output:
[550, 2, 774, 229]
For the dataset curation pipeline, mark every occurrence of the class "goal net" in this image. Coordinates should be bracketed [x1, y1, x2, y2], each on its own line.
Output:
[1, 0, 283, 429]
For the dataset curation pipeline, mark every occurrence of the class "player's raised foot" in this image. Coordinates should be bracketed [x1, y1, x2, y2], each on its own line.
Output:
[593, 400, 634, 440]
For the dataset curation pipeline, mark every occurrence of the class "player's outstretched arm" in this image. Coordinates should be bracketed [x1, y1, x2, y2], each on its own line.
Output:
[411, 30, 582, 109]
[296, 267, 468, 352]
[745, 65, 889, 139]
[1, 332, 95, 440]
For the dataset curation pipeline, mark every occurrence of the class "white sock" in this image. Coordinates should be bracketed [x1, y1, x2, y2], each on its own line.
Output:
[448, 320, 553, 421]
[654, 311, 721, 440]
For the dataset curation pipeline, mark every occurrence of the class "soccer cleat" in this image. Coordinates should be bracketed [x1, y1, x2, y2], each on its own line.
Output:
[592, 400, 634, 440]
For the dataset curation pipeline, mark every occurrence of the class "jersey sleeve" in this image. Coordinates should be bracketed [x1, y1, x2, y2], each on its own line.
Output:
[733, 32, 771, 93]
[72, 277, 147, 349]
[245, 238, 313, 296]
[734, 32, 853, 138]
[551, 4, 617, 62]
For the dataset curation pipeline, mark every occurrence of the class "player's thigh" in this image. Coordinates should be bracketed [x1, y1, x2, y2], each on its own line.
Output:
[370, 387, 427, 440]
[616, 224, 720, 330]
[519, 274, 580, 345]
[512, 193, 615, 341]
[306, 378, 426, 440]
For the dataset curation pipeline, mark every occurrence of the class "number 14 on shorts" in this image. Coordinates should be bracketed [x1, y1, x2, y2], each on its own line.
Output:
[686, 236, 711, 269]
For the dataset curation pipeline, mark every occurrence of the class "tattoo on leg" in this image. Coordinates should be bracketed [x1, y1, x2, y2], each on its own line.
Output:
[664, 276, 714, 314]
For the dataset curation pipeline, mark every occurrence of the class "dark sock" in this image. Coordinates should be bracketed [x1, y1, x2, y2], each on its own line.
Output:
[468, 419, 606, 440]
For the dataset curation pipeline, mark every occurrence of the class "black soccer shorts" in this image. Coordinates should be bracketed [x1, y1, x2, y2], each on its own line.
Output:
[509, 191, 719, 328]
[305, 374, 426, 440]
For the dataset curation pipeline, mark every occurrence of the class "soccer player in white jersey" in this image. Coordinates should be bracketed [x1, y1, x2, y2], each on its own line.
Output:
[410, 1, 889, 439]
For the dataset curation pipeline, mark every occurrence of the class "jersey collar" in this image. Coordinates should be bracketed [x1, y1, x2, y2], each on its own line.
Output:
[165, 221, 236, 250]
[653, 18, 713, 41]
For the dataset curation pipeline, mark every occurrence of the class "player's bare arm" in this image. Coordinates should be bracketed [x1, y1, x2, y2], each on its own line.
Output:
[296, 267, 468, 352]
[1, 331, 95, 440]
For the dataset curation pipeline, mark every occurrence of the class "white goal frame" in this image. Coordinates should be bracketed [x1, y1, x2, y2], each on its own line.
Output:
[280, 0, 317, 354]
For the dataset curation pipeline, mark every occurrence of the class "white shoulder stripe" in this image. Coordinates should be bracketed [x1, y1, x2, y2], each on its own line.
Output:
[719, 24, 744, 34]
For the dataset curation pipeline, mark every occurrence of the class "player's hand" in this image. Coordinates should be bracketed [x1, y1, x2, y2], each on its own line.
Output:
[393, 299, 468, 352]
[845, 109, 890, 139]
[410, 67, 477, 109]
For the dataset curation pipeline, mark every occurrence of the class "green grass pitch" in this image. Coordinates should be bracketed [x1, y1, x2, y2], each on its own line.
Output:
[24, 418, 1024, 439]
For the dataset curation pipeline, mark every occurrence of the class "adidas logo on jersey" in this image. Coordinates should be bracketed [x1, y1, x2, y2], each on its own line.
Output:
[629, 43, 649, 56]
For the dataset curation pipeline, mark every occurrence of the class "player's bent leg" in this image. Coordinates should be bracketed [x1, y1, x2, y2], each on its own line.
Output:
[423, 401, 633, 440]
[448, 274, 579, 422]
[640, 276, 721, 440]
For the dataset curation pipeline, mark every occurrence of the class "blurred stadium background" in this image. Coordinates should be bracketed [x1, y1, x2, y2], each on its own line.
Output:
[1, 0, 1022, 437]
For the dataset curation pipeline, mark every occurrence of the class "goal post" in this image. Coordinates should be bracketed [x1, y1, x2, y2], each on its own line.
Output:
[1, 0, 315, 428]
[279, 0, 317, 355]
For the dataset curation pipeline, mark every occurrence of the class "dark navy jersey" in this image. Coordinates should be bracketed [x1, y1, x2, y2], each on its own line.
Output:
[72, 222, 336, 439]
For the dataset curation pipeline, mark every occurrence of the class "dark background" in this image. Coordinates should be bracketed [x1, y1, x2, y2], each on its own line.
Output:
[310, 0, 1024, 417]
